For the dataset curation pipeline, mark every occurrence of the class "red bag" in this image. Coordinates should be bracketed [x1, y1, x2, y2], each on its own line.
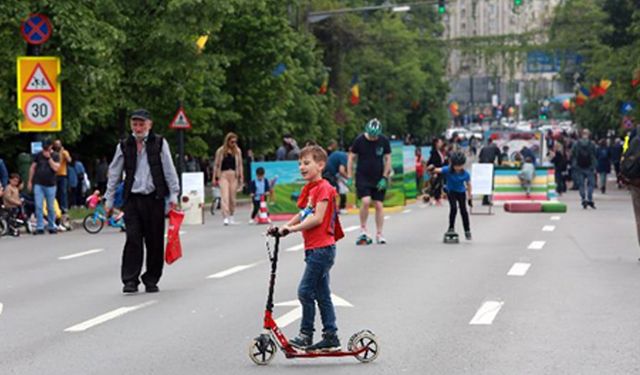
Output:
[165, 209, 185, 265]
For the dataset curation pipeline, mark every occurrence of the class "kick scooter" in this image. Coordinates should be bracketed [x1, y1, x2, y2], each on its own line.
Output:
[248, 229, 380, 365]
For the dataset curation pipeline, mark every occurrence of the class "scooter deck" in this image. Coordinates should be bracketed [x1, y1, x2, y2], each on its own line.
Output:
[283, 347, 368, 359]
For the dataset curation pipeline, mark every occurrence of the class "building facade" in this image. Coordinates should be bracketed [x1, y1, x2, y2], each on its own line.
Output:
[443, 0, 567, 116]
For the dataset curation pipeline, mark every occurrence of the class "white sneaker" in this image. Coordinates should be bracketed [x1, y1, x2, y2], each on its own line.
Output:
[376, 235, 387, 244]
[223, 218, 229, 226]
[229, 216, 237, 225]
[248, 219, 255, 225]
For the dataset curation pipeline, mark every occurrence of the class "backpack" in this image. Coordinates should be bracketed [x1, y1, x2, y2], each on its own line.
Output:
[576, 143, 592, 168]
[621, 137, 640, 179]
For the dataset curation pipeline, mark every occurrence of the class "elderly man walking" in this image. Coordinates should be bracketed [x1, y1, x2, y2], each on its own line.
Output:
[105, 109, 180, 294]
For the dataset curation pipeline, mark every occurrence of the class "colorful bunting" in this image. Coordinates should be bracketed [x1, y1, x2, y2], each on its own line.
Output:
[575, 86, 590, 106]
[448, 102, 459, 117]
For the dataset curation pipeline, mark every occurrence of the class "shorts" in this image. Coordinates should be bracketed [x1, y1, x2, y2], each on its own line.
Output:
[356, 184, 386, 202]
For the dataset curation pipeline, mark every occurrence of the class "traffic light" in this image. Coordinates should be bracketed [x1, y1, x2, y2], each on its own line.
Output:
[514, 0, 523, 6]
[438, 0, 446, 14]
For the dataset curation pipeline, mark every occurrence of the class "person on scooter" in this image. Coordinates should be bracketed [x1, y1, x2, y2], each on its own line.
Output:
[428, 151, 473, 240]
[275, 145, 344, 352]
[347, 118, 391, 245]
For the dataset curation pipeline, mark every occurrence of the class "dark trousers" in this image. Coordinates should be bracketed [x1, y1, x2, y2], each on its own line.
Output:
[56, 176, 68, 212]
[448, 191, 470, 232]
[555, 169, 567, 194]
[122, 194, 165, 286]
[251, 200, 260, 219]
[339, 194, 346, 210]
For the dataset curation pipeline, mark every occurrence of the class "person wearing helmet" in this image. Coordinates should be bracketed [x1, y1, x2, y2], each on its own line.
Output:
[428, 151, 472, 240]
[347, 118, 391, 245]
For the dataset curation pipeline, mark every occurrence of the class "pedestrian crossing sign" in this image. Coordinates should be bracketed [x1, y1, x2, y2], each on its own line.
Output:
[169, 107, 192, 130]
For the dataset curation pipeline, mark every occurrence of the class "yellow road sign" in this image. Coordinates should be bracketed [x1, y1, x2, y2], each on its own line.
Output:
[17, 56, 61, 132]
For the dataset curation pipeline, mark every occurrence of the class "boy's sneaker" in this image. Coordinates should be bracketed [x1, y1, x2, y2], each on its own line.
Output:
[307, 332, 341, 352]
[465, 231, 472, 240]
[289, 332, 313, 350]
[356, 234, 372, 246]
[376, 234, 387, 244]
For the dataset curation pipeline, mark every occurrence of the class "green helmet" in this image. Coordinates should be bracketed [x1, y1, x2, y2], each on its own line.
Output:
[364, 118, 382, 137]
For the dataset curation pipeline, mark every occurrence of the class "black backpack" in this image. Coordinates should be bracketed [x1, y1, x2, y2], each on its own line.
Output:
[621, 137, 640, 179]
[576, 143, 592, 168]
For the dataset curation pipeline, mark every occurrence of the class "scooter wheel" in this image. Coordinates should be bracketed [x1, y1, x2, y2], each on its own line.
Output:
[248, 334, 277, 365]
[348, 330, 379, 363]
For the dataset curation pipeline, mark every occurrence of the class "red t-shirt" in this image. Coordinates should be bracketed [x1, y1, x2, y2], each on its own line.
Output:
[297, 179, 338, 250]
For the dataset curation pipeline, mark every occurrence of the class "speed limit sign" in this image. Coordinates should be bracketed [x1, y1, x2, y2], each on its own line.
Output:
[17, 56, 61, 132]
[25, 96, 54, 124]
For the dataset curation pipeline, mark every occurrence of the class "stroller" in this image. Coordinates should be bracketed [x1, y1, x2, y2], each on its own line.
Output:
[422, 173, 444, 204]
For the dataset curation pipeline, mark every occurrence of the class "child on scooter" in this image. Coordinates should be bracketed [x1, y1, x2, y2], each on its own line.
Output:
[428, 151, 472, 240]
[273, 145, 344, 352]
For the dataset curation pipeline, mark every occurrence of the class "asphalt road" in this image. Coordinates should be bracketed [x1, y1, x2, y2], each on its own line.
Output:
[1, 185, 640, 374]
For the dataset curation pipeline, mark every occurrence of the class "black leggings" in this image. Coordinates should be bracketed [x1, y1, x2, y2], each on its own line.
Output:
[448, 191, 470, 232]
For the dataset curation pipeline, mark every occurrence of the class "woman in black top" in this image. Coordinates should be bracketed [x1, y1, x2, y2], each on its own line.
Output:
[214, 132, 244, 225]
[550, 142, 568, 195]
[427, 137, 446, 204]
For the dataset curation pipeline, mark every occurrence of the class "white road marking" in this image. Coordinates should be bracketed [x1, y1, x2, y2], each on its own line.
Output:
[206, 263, 259, 279]
[64, 300, 157, 332]
[58, 248, 104, 260]
[384, 215, 390, 220]
[286, 244, 305, 252]
[275, 307, 302, 328]
[0, 303, 3, 316]
[402, 209, 412, 214]
[507, 262, 531, 276]
[274, 294, 353, 328]
[542, 225, 555, 232]
[344, 225, 360, 233]
[469, 301, 504, 325]
[550, 216, 561, 221]
[528, 241, 546, 250]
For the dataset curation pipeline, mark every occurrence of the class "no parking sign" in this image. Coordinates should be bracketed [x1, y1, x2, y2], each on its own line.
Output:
[16, 56, 62, 132]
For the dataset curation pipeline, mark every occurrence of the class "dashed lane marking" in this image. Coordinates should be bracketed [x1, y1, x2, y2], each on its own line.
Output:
[384, 215, 390, 220]
[0, 303, 3, 316]
[528, 241, 546, 250]
[64, 300, 157, 332]
[507, 262, 531, 276]
[58, 248, 104, 260]
[542, 225, 555, 232]
[550, 216, 561, 221]
[344, 225, 360, 233]
[402, 209, 412, 214]
[286, 244, 305, 252]
[469, 301, 504, 325]
[206, 263, 259, 279]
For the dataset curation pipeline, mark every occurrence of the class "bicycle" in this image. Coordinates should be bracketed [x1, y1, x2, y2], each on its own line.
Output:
[83, 201, 125, 234]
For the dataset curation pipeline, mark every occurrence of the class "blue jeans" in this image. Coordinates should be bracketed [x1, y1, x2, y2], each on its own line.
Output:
[34, 184, 57, 231]
[298, 245, 337, 335]
[56, 176, 68, 212]
[575, 168, 595, 203]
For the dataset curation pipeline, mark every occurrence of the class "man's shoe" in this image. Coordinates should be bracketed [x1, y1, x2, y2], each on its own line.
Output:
[48, 228, 58, 234]
[307, 332, 341, 352]
[582, 201, 588, 209]
[34, 229, 45, 235]
[588, 201, 596, 209]
[289, 332, 313, 350]
[465, 231, 472, 240]
[145, 284, 159, 293]
[122, 283, 138, 294]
